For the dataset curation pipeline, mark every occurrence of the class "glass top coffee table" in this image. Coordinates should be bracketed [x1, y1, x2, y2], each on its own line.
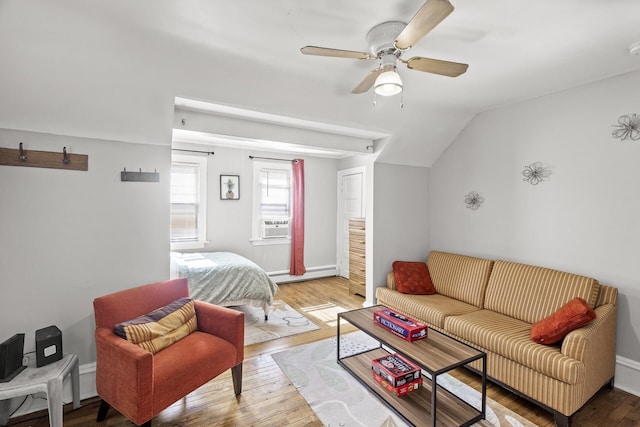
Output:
[337, 305, 486, 427]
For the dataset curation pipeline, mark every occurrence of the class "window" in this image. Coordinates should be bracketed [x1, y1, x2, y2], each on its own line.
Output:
[252, 160, 292, 243]
[170, 154, 207, 250]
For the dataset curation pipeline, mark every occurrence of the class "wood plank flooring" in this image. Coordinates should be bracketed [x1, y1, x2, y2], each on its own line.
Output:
[7, 277, 639, 426]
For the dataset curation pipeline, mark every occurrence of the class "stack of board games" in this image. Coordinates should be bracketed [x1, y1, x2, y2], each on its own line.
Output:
[371, 353, 422, 396]
[373, 308, 428, 342]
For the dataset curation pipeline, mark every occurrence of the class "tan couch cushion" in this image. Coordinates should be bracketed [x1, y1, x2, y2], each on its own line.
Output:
[426, 251, 494, 308]
[444, 310, 585, 384]
[376, 287, 479, 329]
[484, 260, 600, 324]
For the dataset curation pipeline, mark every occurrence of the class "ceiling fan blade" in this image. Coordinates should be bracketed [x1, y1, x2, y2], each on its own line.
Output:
[351, 68, 385, 94]
[405, 56, 468, 77]
[394, 0, 454, 50]
[301, 46, 373, 60]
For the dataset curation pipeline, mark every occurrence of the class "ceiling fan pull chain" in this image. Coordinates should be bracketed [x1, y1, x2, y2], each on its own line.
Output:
[400, 91, 404, 109]
[373, 92, 377, 107]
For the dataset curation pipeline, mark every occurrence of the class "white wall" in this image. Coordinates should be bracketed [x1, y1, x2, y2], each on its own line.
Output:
[0, 128, 170, 365]
[0, 130, 339, 416]
[0, 2, 424, 167]
[370, 163, 430, 305]
[188, 145, 339, 274]
[337, 154, 370, 171]
[430, 70, 640, 393]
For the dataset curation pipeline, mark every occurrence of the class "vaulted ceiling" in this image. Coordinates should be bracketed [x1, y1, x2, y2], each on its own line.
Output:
[2, 0, 639, 166]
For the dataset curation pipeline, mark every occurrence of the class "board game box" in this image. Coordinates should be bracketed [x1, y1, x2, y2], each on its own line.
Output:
[373, 308, 428, 342]
[373, 372, 422, 396]
[371, 353, 421, 388]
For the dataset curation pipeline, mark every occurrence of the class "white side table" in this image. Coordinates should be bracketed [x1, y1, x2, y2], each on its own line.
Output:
[0, 354, 80, 427]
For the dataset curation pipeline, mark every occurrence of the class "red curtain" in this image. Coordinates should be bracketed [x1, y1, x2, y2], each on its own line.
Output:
[289, 159, 306, 276]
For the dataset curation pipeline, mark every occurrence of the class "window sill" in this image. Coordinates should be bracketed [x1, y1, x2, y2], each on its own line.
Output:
[250, 238, 291, 246]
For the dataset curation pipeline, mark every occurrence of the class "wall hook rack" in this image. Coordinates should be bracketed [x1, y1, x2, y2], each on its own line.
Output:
[19, 142, 27, 161]
[0, 143, 88, 171]
[120, 167, 160, 182]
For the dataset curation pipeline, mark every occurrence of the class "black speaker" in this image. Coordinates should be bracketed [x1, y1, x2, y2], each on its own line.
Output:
[0, 333, 26, 382]
[35, 326, 63, 367]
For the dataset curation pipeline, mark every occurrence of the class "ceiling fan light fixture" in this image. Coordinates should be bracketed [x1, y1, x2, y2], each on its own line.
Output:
[374, 70, 403, 96]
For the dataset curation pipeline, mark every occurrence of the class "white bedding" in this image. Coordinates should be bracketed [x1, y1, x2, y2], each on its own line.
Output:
[170, 251, 279, 319]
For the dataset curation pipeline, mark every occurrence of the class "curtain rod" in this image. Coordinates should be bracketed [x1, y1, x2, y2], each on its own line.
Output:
[172, 148, 215, 155]
[249, 155, 298, 163]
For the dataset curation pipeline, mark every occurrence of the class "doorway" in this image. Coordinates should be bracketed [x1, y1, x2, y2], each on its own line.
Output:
[337, 167, 365, 279]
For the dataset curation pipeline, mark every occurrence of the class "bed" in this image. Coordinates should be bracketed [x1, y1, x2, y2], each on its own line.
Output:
[170, 251, 279, 319]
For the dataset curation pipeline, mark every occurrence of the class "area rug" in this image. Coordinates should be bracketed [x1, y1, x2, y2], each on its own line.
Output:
[231, 300, 319, 345]
[272, 332, 537, 427]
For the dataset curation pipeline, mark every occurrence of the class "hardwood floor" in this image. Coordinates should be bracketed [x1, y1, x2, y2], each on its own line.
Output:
[7, 277, 639, 426]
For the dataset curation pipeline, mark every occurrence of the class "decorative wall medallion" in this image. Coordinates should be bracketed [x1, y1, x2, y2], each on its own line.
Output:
[522, 162, 551, 185]
[612, 113, 640, 141]
[464, 191, 484, 210]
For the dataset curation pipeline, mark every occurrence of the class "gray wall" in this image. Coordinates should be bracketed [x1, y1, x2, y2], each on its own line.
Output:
[1, 0, 637, 397]
[0, 133, 339, 368]
[430, 70, 640, 391]
[0, 128, 170, 365]
[196, 145, 339, 272]
[370, 163, 430, 305]
[337, 154, 370, 171]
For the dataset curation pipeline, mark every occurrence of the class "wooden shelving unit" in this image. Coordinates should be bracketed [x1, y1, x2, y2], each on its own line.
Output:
[348, 218, 366, 297]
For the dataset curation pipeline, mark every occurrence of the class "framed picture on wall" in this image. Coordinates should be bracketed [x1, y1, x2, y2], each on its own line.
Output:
[220, 175, 239, 200]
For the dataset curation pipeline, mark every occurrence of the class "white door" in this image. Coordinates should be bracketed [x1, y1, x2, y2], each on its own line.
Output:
[337, 167, 365, 279]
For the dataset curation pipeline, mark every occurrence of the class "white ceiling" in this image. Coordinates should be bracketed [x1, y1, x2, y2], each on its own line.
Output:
[2, 0, 640, 166]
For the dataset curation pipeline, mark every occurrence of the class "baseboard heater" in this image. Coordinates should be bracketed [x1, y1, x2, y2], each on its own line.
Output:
[268, 265, 338, 283]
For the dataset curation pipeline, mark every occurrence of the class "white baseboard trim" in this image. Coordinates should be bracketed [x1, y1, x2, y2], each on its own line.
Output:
[10, 332, 638, 420]
[65, 354, 638, 408]
[269, 265, 338, 284]
[615, 355, 640, 396]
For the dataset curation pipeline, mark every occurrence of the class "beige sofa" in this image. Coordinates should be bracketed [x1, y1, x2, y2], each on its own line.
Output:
[376, 251, 618, 427]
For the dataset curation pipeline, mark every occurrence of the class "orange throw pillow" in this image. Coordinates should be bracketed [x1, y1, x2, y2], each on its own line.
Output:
[392, 261, 436, 295]
[530, 298, 596, 344]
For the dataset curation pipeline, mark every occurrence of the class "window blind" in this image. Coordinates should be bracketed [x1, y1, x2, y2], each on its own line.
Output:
[170, 163, 200, 241]
[259, 168, 290, 218]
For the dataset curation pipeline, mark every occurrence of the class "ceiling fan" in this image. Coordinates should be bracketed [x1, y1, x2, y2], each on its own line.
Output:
[300, 0, 468, 96]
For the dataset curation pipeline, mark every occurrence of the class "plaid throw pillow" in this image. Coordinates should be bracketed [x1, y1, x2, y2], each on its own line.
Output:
[114, 297, 197, 353]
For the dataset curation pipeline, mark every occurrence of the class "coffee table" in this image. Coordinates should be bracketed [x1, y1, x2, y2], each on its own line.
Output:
[337, 306, 486, 427]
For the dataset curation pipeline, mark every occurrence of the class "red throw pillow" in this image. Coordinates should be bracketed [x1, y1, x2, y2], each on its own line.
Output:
[530, 298, 596, 345]
[392, 261, 436, 295]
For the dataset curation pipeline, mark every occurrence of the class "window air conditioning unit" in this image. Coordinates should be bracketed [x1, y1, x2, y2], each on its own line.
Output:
[261, 219, 290, 238]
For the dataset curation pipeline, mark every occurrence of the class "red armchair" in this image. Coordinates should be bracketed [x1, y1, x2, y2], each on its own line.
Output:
[93, 278, 244, 427]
